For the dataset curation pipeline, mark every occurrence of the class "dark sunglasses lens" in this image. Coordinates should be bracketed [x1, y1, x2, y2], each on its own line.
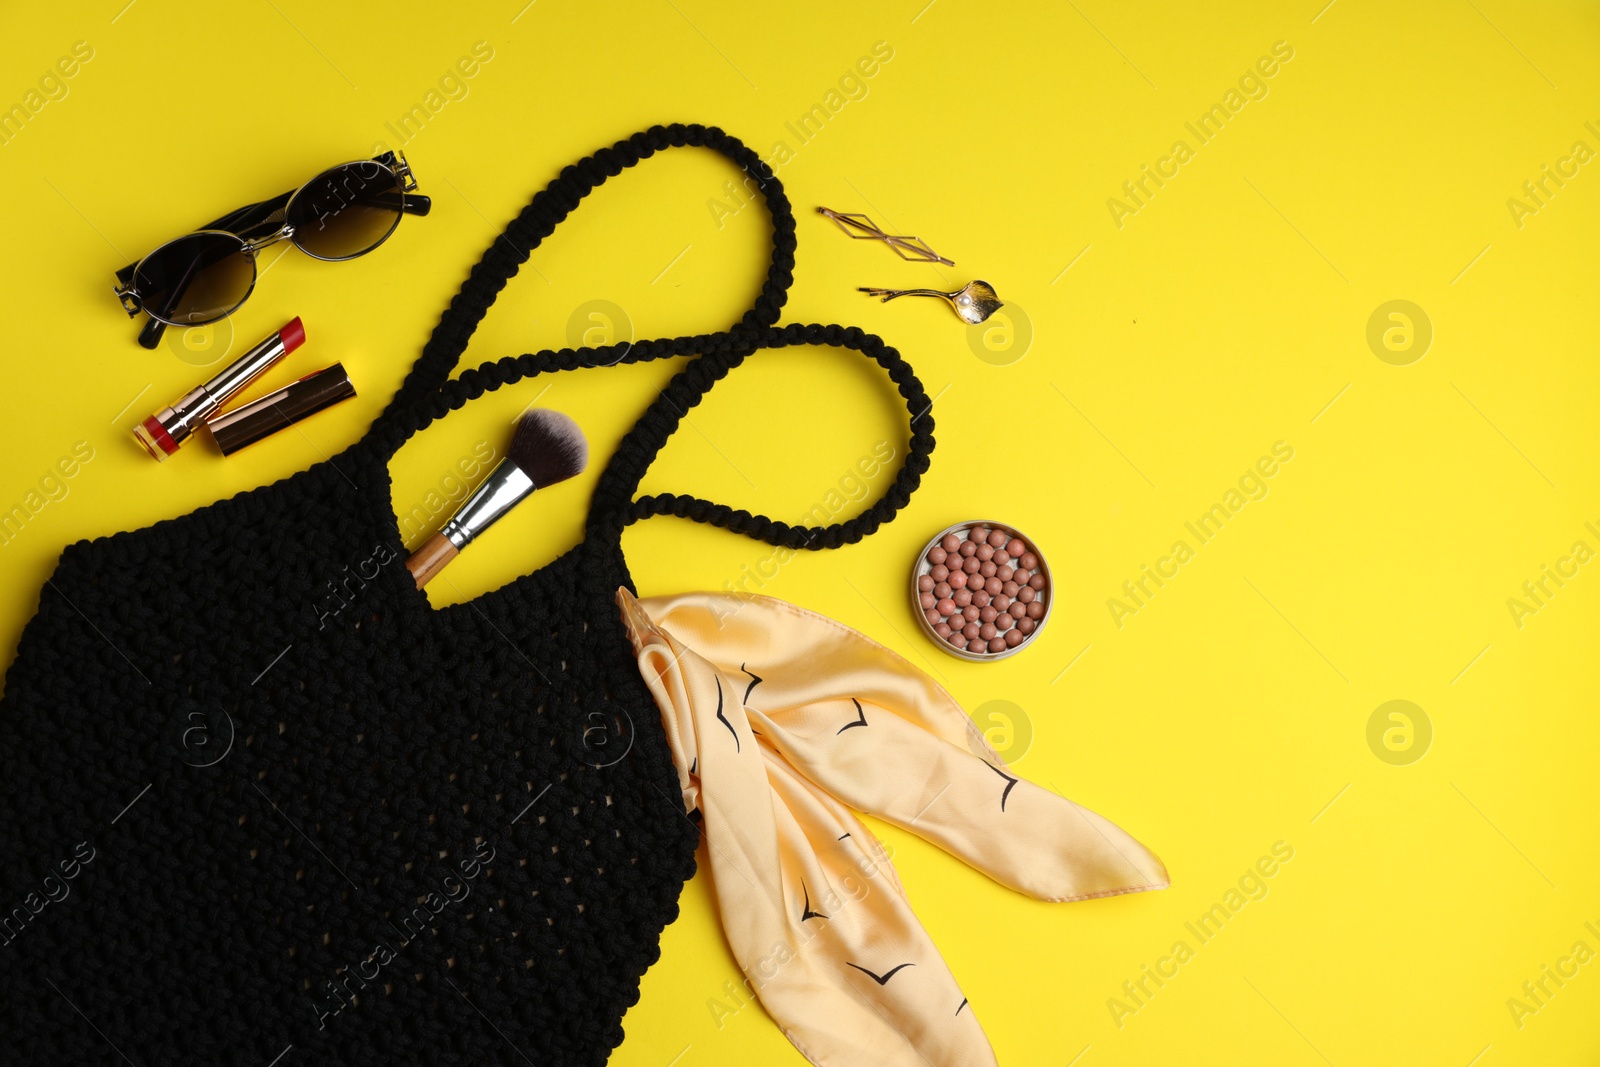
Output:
[286, 162, 405, 260]
[133, 232, 255, 325]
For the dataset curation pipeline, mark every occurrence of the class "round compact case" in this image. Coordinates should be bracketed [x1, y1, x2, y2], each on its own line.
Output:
[0, 124, 934, 1066]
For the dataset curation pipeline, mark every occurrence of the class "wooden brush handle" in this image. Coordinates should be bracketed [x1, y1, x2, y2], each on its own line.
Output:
[406, 533, 458, 589]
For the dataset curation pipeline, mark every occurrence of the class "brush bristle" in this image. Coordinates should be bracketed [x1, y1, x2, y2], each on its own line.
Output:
[508, 408, 589, 488]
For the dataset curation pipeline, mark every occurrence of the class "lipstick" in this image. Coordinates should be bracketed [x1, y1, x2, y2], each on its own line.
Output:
[133, 316, 305, 460]
[205, 363, 355, 456]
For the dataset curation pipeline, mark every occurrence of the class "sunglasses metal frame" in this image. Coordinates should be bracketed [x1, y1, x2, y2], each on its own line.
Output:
[114, 151, 431, 349]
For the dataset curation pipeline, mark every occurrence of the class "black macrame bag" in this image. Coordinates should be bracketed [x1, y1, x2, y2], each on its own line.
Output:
[0, 124, 934, 1067]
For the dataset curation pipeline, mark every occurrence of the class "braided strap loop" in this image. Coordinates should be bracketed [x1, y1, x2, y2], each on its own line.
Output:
[588, 323, 936, 549]
[370, 123, 797, 455]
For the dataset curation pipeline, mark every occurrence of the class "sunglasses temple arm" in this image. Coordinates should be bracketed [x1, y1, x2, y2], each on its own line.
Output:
[135, 244, 213, 349]
[359, 193, 429, 216]
[138, 318, 167, 350]
[116, 189, 294, 280]
[116, 255, 155, 346]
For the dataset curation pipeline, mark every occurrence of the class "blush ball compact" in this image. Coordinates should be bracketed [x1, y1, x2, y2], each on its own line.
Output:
[912, 520, 1052, 661]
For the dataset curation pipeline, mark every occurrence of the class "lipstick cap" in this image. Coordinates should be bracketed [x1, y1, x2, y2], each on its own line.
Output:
[205, 363, 355, 456]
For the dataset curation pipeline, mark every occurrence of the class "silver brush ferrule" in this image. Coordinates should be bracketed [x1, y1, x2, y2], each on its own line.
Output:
[439, 459, 536, 550]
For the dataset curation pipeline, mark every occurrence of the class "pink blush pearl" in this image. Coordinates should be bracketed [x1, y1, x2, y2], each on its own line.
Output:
[1004, 629, 1023, 648]
[988, 637, 1007, 653]
[919, 592, 936, 610]
[988, 529, 1008, 549]
[947, 569, 967, 590]
[936, 598, 957, 616]
[934, 582, 951, 599]
[1027, 601, 1045, 619]
[968, 638, 988, 654]
[975, 542, 995, 562]
[1029, 573, 1046, 590]
[952, 588, 973, 608]
[918, 574, 935, 592]
[959, 539, 978, 558]
[928, 546, 947, 565]
[941, 533, 962, 553]
[985, 577, 1002, 596]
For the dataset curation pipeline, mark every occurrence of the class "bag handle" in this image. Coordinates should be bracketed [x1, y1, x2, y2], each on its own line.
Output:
[363, 124, 935, 552]
[366, 123, 795, 454]
[586, 323, 934, 549]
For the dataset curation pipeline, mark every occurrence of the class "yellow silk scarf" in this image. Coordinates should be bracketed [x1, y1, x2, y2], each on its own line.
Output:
[618, 588, 1167, 1067]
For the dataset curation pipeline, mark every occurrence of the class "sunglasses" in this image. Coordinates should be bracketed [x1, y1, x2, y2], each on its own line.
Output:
[114, 152, 432, 349]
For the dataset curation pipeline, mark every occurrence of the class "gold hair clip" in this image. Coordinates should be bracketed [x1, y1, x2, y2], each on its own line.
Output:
[819, 207, 955, 266]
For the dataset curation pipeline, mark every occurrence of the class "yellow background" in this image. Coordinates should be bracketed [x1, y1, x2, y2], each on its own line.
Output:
[2, 1, 1598, 1064]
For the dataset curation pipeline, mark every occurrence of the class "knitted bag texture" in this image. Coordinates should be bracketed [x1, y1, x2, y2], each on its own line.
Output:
[0, 124, 935, 1066]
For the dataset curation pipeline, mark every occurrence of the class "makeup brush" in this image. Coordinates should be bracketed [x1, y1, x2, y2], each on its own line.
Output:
[405, 409, 589, 588]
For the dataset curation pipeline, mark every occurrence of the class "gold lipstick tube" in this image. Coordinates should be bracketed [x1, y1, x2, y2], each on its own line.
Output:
[205, 363, 355, 456]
